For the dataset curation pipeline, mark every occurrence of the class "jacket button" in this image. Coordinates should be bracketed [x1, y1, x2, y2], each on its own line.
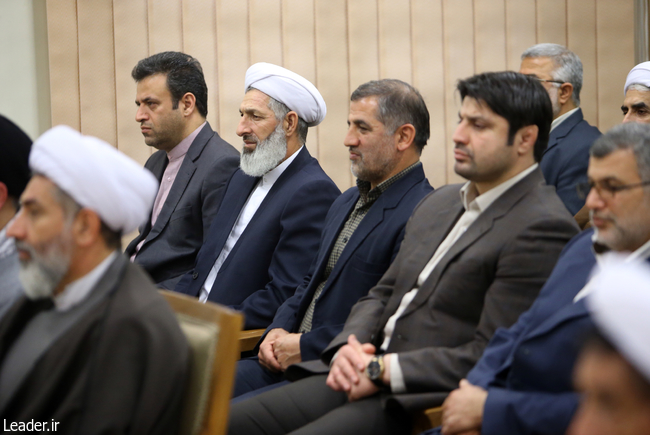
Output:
[192, 272, 199, 280]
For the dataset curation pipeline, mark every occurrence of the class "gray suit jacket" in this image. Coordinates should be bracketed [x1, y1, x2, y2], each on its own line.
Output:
[320, 168, 579, 410]
[0, 236, 21, 320]
[126, 122, 240, 289]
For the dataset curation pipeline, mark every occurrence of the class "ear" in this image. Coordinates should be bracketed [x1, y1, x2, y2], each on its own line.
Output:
[514, 124, 538, 157]
[394, 124, 416, 152]
[0, 183, 8, 210]
[283, 111, 299, 137]
[180, 92, 197, 117]
[558, 82, 574, 105]
[71, 209, 103, 248]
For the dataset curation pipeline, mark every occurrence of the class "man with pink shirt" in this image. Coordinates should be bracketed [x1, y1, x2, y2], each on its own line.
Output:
[125, 51, 240, 289]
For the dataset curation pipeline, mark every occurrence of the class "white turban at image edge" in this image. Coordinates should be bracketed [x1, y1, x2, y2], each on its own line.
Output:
[29, 125, 158, 234]
[244, 62, 327, 127]
[624, 61, 650, 94]
[586, 257, 650, 382]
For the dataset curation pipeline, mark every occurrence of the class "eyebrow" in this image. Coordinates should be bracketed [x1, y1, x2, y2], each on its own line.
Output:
[349, 119, 372, 129]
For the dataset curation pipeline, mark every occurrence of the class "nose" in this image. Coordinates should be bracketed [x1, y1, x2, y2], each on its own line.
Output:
[344, 127, 358, 148]
[236, 116, 250, 137]
[6, 209, 25, 241]
[452, 122, 467, 145]
[622, 112, 636, 124]
[135, 105, 148, 123]
[585, 184, 605, 211]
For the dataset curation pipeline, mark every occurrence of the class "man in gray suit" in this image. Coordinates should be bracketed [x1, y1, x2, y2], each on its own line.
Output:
[228, 72, 579, 435]
[126, 51, 240, 289]
[0, 115, 32, 318]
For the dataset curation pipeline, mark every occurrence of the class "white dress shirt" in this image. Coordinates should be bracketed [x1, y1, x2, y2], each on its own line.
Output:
[198, 146, 303, 302]
[550, 107, 579, 132]
[383, 164, 539, 393]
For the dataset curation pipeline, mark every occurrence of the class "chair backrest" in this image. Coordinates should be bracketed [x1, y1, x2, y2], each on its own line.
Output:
[160, 290, 243, 435]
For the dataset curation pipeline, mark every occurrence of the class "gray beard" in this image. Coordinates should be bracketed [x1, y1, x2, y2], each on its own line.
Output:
[16, 237, 72, 300]
[240, 122, 288, 177]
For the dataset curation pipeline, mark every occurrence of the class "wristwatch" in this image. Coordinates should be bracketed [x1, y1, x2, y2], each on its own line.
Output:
[366, 355, 385, 388]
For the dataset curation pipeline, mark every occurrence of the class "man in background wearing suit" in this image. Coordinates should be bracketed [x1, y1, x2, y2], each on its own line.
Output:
[126, 51, 240, 290]
[437, 122, 650, 435]
[0, 116, 32, 318]
[519, 43, 601, 215]
[174, 63, 340, 330]
[233, 79, 433, 399]
[228, 72, 578, 435]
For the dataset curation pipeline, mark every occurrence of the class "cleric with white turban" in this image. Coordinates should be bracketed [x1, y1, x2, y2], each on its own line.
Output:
[624, 61, 650, 94]
[244, 62, 327, 126]
[30, 125, 158, 234]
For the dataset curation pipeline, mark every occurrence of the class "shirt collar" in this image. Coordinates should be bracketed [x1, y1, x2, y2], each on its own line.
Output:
[460, 163, 539, 212]
[167, 122, 206, 161]
[356, 161, 421, 203]
[260, 145, 303, 187]
[54, 251, 118, 311]
[550, 107, 579, 132]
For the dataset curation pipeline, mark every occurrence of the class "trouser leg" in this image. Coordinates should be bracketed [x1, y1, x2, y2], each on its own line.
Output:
[233, 357, 284, 398]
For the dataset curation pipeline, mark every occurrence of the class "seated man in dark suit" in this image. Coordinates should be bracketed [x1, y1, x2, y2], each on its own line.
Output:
[233, 79, 434, 399]
[228, 72, 579, 435]
[126, 51, 240, 290]
[519, 43, 601, 215]
[2, 126, 188, 434]
[175, 63, 340, 329]
[436, 122, 650, 435]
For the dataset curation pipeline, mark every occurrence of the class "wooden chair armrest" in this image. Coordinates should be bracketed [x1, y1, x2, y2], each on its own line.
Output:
[411, 406, 443, 434]
[239, 329, 266, 353]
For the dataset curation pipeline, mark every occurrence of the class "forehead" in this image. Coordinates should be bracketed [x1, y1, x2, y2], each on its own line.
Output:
[136, 74, 170, 97]
[349, 97, 381, 122]
[588, 148, 640, 180]
[519, 56, 556, 78]
[459, 96, 502, 120]
[623, 89, 650, 108]
[240, 89, 272, 112]
[21, 175, 60, 206]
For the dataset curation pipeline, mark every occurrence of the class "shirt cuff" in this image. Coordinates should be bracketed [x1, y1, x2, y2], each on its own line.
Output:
[388, 353, 406, 393]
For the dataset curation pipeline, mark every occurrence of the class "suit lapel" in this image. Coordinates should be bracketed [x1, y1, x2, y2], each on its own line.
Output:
[401, 169, 545, 317]
[545, 109, 583, 155]
[525, 298, 589, 341]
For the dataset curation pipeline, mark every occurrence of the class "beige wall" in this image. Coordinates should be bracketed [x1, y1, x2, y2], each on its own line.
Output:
[46, 0, 635, 191]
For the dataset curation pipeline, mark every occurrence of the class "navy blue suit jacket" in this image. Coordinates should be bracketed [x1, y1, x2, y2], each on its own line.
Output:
[264, 164, 433, 360]
[464, 229, 597, 435]
[174, 147, 340, 329]
[541, 109, 601, 215]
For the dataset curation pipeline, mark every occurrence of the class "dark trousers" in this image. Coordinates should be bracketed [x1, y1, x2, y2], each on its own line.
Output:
[233, 357, 285, 398]
[228, 374, 411, 435]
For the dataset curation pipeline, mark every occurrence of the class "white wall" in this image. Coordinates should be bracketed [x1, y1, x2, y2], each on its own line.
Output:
[0, 0, 50, 140]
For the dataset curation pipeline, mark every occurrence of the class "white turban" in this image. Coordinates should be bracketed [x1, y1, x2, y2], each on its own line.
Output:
[30, 125, 158, 234]
[244, 62, 326, 126]
[624, 61, 650, 94]
[586, 257, 650, 382]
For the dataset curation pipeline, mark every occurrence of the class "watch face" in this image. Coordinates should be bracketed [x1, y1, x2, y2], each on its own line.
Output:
[367, 359, 381, 380]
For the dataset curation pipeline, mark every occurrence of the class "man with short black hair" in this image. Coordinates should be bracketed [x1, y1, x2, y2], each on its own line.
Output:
[126, 51, 240, 290]
[2, 126, 189, 434]
[0, 115, 31, 318]
[519, 43, 601, 214]
[436, 122, 650, 435]
[228, 72, 578, 435]
[233, 79, 433, 399]
[175, 63, 340, 330]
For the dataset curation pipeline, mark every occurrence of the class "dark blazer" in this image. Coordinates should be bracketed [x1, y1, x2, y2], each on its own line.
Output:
[320, 168, 579, 411]
[541, 108, 601, 215]
[466, 229, 597, 435]
[175, 147, 340, 330]
[0, 255, 189, 434]
[265, 164, 433, 361]
[126, 122, 240, 290]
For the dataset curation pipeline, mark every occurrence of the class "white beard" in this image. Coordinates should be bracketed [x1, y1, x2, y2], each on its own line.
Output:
[16, 234, 72, 300]
[240, 122, 288, 177]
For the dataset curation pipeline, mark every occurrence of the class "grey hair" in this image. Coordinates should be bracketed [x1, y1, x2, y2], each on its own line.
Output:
[591, 123, 650, 183]
[627, 83, 650, 93]
[522, 43, 583, 106]
[245, 86, 309, 144]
